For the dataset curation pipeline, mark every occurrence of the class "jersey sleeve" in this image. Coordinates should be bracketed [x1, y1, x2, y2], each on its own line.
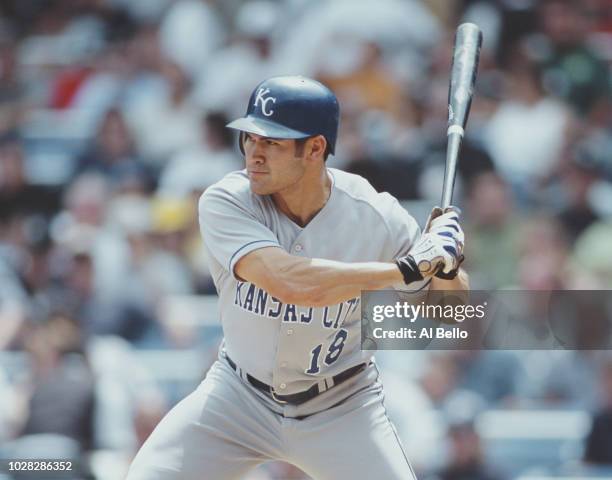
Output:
[380, 193, 431, 292]
[381, 193, 421, 259]
[198, 185, 281, 279]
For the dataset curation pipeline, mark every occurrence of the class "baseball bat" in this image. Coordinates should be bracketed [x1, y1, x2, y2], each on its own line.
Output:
[441, 23, 483, 208]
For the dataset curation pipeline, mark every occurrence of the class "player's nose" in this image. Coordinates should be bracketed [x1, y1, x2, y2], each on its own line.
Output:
[246, 142, 266, 163]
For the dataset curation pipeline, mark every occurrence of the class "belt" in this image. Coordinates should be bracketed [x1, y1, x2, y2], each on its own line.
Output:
[225, 354, 366, 405]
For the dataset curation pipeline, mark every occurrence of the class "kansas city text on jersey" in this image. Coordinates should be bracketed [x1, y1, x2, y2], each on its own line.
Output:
[234, 281, 360, 329]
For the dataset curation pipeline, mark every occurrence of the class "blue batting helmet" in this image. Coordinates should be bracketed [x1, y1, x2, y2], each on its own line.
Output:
[226, 76, 340, 155]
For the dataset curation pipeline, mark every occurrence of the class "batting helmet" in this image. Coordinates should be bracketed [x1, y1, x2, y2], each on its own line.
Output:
[226, 76, 340, 155]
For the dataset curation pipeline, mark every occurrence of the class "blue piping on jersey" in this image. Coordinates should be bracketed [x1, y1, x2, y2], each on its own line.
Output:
[229, 239, 281, 272]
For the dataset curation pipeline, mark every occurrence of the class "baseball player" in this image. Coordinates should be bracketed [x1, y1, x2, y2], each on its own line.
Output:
[126, 76, 468, 480]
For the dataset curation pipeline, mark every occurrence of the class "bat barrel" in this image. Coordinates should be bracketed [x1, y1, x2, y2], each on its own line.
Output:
[447, 23, 482, 131]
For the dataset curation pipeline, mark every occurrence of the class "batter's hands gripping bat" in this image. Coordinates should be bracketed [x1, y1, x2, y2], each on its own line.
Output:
[441, 22, 483, 209]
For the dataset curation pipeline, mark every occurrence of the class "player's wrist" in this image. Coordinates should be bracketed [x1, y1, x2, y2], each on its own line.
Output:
[395, 255, 424, 285]
[434, 254, 465, 280]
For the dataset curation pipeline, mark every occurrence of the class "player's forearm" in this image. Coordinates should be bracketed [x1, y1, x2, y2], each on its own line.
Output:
[278, 257, 404, 307]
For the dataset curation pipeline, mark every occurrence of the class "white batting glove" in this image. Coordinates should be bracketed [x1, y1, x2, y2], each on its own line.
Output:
[410, 231, 463, 276]
[428, 208, 464, 249]
[396, 206, 465, 284]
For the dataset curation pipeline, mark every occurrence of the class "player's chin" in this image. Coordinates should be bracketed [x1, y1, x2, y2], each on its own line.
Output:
[248, 178, 272, 195]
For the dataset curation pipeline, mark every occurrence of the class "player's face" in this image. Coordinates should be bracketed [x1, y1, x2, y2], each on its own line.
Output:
[242, 133, 307, 195]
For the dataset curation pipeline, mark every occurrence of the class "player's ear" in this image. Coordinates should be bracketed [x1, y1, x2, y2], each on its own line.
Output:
[307, 135, 327, 161]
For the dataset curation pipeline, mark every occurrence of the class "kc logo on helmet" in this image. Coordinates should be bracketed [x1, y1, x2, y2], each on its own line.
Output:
[254, 88, 276, 117]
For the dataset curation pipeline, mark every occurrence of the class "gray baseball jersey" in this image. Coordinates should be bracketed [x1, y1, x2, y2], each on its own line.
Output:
[126, 167, 424, 480]
[198, 167, 424, 395]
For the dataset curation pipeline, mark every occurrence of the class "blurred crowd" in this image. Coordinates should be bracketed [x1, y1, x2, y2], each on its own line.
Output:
[0, 0, 611, 479]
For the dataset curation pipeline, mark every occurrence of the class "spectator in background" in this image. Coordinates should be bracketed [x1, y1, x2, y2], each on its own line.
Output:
[0, 364, 24, 441]
[330, 48, 425, 199]
[434, 420, 503, 480]
[0, 0, 610, 477]
[340, 76, 495, 202]
[536, 351, 604, 409]
[516, 216, 572, 291]
[536, 0, 611, 123]
[584, 357, 612, 464]
[414, 74, 495, 206]
[18, 313, 95, 452]
[158, 111, 242, 199]
[53, 173, 131, 300]
[68, 42, 132, 128]
[193, 0, 279, 115]
[75, 107, 151, 188]
[555, 130, 612, 242]
[319, 42, 405, 119]
[449, 351, 524, 406]
[159, 0, 225, 79]
[0, 136, 62, 350]
[0, 243, 29, 350]
[157, 110, 242, 296]
[144, 196, 197, 297]
[378, 355, 447, 475]
[87, 334, 168, 453]
[483, 46, 571, 205]
[464, 172, 521, 288]
[120, 24, 168, 121]
[49, 232, 155, 342]
[0, 135, 62, 221]
[18, 226, 53, 315]
[48, 177, 158, 343]
[555, 155, 599, 242]
[573, 221, 612, 288]
[479, 218, 575, 352]
[419, 354, 461, 409]
[0, 32, 23, 134]
[127, 59, 201, 168]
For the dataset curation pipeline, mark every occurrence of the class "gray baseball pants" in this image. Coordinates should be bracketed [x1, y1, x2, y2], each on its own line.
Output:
[125, 358, 417, 479]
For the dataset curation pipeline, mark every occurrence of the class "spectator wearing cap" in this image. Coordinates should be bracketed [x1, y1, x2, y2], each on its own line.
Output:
[142, 196, 197, 297]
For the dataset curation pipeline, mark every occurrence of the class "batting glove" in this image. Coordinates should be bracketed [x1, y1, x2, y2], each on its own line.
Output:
[396, 206, 465, 284]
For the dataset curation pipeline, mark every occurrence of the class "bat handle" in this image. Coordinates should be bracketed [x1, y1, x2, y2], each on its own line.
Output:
[441, 128, 464, 209]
